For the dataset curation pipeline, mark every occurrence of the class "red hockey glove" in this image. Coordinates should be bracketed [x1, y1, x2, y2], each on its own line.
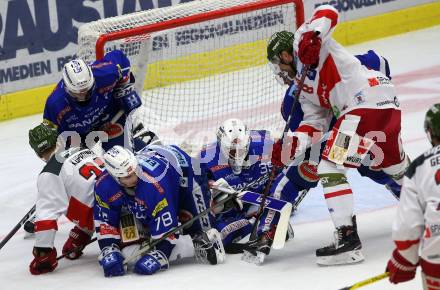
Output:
[298, 31, 322, 66]
[386, 249, 418, 284]
[62, 226, 92, 260]
[29, 247, 58, 275]
[271, 137, 298, 168]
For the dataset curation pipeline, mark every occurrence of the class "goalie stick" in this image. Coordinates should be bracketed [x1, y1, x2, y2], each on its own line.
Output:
[0, 205, 36, 250]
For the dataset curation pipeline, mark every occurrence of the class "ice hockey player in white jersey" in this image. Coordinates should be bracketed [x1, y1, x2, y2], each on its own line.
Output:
[267, 5, 409, 265]
[386, 104, 440, 289]
[28, 123, 102, 275]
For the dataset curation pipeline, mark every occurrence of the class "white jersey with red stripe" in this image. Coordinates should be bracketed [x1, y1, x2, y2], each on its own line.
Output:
[392, 145, 440, 265]
[292, 5, 399, 137]
[34, 148, 104, 248]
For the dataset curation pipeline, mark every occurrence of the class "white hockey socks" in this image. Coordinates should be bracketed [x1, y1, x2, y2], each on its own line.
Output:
[318, 160, 354, 228]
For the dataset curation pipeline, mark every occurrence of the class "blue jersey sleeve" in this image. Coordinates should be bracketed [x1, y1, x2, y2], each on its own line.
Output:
[280, 84, 305, 132]
[93, 171, 126, 249]
[355, 50, 391, 79]
[42, 82, 67, 130]
[102, 50, 131, 82]
[91, 50, 131, 92]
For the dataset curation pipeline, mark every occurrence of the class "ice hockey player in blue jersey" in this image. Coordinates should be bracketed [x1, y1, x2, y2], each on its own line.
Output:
[93, 145, 225, 277]
[43, 50, 146, 151]
[200, 118, 300, 253]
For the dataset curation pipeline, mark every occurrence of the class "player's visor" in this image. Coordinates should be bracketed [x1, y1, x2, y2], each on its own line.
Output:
[66, 83, 95, 103]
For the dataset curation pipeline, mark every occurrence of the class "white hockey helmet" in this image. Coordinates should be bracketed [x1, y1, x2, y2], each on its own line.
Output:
[217, 118, 250, 174]
[104, 146, 138, 178]
[62, 59, 95, 102]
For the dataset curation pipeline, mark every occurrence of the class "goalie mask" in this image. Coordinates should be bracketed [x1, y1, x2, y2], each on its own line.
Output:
[217, 119, 250, 175]
[62, 59, 95, 104]
[104, 145, 139, 188]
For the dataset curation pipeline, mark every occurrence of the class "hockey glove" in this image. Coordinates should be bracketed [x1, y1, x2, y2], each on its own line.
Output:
[134, 250, 169, 275]
[271, 137, 297, 168]
[298, 31, 321, 66]
[113, 73, 142, 114]
[62, 226, 92, 260]
[210, 178, 243, 215]
[29, 247, 58, 275]
[386, 249, 418, 284]
[99, 244, 125, 277]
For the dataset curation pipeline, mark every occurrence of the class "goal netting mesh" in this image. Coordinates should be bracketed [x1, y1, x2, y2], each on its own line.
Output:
[78, 0, 303, 153]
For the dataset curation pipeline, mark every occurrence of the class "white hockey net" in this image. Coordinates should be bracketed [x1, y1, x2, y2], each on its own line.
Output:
[78, 0, 303, 153]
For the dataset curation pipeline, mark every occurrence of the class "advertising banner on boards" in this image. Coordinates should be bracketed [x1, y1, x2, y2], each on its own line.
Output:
[0, 0, 437, 95]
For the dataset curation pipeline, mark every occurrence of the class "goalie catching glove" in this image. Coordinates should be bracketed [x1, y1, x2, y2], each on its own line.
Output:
[210, 178, 243, 215]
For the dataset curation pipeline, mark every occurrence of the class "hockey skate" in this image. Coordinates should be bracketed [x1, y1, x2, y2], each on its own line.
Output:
[192, 228, 225, 265]
[316, 216, 364, 266]
[241, 226, 276, 265]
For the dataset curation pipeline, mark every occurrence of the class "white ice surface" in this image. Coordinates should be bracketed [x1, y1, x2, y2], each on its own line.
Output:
[1, 26, 440, 290]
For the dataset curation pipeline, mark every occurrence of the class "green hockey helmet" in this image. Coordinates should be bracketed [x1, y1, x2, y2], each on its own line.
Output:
[424, 103, 440, 143]
[267, 31, 294, 63]
[29, 123, 58, 157]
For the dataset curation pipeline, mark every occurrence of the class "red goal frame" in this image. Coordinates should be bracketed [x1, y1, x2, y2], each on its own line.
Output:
[95, 0, 304, 60]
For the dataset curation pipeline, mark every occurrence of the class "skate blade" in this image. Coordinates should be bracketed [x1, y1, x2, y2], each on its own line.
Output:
[241, 250, 265, 265]
[316, 249, 365, 266]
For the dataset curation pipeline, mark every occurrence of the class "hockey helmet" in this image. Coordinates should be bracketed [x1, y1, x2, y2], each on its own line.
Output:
[29, 123, 58, 157]
[267, 31, 294, 64]
[62, 59, 95, 103]
[104, 146, 138, 179]
[424, 103, 440, 143]
[217, 118, 251, 174]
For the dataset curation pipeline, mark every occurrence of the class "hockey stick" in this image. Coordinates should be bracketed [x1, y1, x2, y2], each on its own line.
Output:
[123, 173, 270, 265]
[0, 205, 36, 250]
[339, 272, 389, 290]
[248, 64, 311, 243]
[56, 237, 98, 261]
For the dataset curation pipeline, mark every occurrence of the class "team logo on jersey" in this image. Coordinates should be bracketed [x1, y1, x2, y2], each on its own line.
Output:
[353, 92, 366, 105]
[298, 161, 319, 183]
[368, 77, 379, 87]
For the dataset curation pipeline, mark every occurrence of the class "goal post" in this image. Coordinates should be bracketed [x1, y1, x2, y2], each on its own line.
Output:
[78, 0, 304, 151]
